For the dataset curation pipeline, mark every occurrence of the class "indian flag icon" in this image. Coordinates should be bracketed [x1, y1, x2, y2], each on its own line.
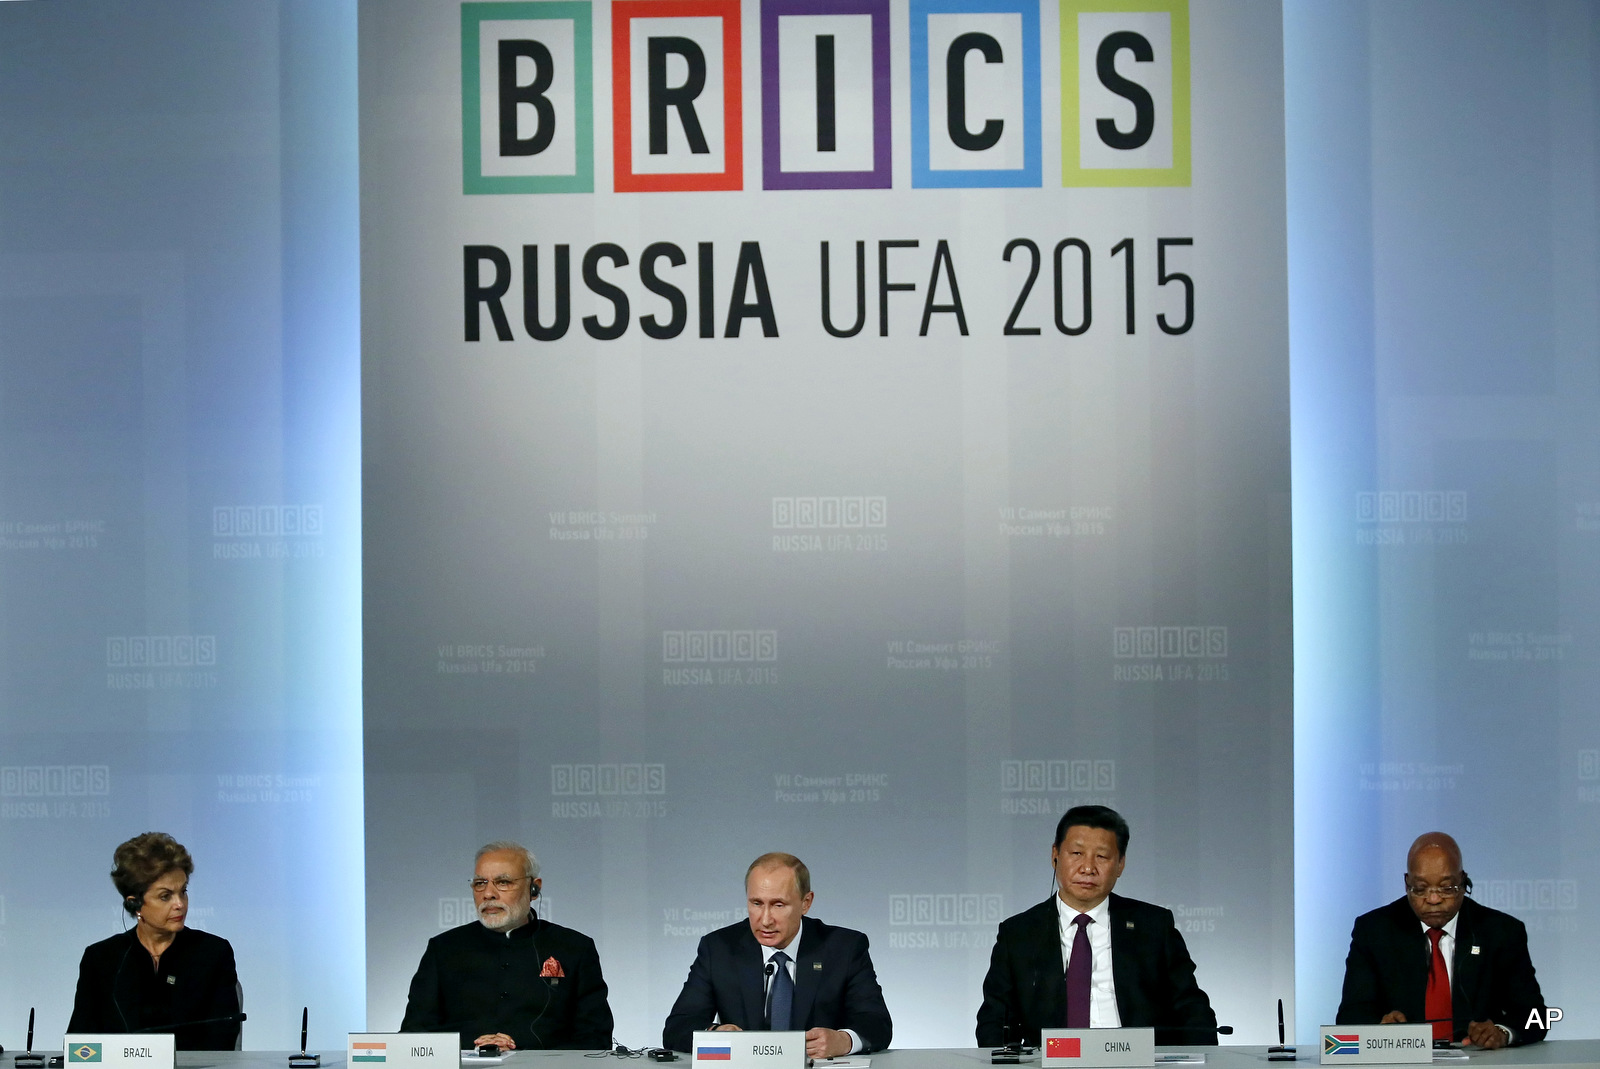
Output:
[353, 1042, 388, 1063]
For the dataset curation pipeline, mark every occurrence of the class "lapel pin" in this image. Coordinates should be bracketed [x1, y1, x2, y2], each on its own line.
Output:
[1125, 921, 1135, 929]
[813, 962, 822, 970]
[1471, 946, 1480, 955]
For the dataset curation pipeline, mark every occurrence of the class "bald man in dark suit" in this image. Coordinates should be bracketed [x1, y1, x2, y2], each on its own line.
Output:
[1337, 832, 1547, 1048]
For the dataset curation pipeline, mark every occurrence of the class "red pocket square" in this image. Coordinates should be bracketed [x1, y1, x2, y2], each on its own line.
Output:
[540, 957, 565, 978]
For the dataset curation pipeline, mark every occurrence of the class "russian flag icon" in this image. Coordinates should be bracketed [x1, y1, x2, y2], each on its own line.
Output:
[697, 1049, 732, 1061]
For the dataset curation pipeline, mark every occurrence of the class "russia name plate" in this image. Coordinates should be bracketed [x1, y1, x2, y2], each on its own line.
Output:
[692, 1031, 805, 1069]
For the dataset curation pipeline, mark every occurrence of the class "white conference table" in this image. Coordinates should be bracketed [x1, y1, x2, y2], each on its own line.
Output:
[67, 1043, 1599, 1069]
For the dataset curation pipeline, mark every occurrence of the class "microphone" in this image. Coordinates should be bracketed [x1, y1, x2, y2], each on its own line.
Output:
[111, 934, 137, 1031]
[1268, 998, 1295, 1058]
[762, 964, 776, 1028]
[129, 1012, 248, 1033]
[525, 919, 552, 1049]
[16, 1008, 46, 1069]
[289, 1007, 321, 1069]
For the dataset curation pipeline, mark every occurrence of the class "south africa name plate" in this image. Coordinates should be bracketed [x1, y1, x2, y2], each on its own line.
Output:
[1318, 1025, 1432, 1064]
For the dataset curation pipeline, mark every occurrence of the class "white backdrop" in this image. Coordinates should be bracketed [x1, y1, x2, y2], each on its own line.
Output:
[360, 0, 1291, 1047]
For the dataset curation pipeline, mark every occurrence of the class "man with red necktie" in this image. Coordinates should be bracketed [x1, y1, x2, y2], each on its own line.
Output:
[976, 806, 1219, 1047]
[1337, 832, 1549, 1048]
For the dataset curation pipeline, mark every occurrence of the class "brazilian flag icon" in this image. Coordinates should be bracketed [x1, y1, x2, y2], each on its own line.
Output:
[70, 1044, 103, 1062]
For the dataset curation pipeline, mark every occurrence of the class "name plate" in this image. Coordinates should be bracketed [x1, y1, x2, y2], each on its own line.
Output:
[692, 1031, 805, 1069]
[1319, 1025, 1433, 1064]
[350, 1033, 460, 1069]
[1041, 1029, 1155, 1067]
[64, 1033, 175, 1069]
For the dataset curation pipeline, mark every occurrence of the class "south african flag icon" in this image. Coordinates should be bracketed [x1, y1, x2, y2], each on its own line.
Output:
[1323, 1035, 1360, 1056]
[69, 1044, 102, 1062]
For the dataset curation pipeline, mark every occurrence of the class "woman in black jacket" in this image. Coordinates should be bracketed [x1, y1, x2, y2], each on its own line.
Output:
[68, 832, 241, 1050]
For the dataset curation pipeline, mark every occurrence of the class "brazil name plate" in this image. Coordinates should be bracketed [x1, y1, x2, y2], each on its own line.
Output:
[64, 1033, 176, 1069]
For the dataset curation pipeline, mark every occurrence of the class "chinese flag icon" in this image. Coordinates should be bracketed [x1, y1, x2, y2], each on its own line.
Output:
[1046, 1038, 1082, 1059]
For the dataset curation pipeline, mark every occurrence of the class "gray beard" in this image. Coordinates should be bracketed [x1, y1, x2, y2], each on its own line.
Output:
[478, 904, 526, 931]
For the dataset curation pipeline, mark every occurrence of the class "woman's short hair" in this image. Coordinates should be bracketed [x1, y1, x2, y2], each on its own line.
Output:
[111, 832, 194, 915]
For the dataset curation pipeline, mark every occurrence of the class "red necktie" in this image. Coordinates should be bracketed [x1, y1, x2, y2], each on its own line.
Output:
[1066, 913, 1092, 1028]
[1425, 928, 1452, 1041]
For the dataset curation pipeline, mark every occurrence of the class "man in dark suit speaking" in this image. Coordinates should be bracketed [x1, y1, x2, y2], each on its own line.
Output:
[976, 806, 1218, 1047]
[1336, 832, 1547, 1048]
[663, 853, 893, 1056]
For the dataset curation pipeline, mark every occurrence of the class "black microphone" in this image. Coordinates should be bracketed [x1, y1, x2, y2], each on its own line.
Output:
[16, 1008, 45, 1069]
[1268, 998, 1295, 1057]
[110, 934, 137, 1031]
[289, 1007, 321, 1069]
[525, 918, 553, 1049]
[762, 963, 776, 1028]
[129, 1011, 248, 1033]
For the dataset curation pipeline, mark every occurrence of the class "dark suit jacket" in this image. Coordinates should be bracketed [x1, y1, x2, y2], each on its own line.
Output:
[402, 917, 614, 1050]
[976, 895, 1218, 1047]
[663, 916, 893, 1053]
[68, 928, 241, 1051]
[1336, 896, 1547, 1045]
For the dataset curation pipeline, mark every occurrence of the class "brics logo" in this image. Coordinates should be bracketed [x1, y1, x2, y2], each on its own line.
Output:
[463, 0, 1188, 193]
[212, 505, 323, 538]
[107, 635, 217, 668]
[550, 762, 668, 794]
[889, 893, 1004, 925]
[772, 496, 887, 528]
[1112, 625, 1225, 659]
[662, 629, 778, 661]
[1001, 759, 1115, 792]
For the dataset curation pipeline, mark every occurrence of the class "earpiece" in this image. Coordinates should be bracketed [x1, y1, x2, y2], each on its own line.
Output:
[530, 884, 540, 899]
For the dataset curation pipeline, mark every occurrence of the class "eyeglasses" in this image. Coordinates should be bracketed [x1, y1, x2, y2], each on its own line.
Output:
[470, 876, 530, 893]
[1406, 883, 1464, 899]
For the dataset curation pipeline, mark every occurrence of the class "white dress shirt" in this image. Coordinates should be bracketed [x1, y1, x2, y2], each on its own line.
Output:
[1417, 911, 1513, 1042]
[1057, 895, 1121, 1028]
[759, 929, 863, 1053]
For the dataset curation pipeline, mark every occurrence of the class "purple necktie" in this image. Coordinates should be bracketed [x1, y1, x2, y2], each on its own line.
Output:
[1066, 913, 1092, 1028]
